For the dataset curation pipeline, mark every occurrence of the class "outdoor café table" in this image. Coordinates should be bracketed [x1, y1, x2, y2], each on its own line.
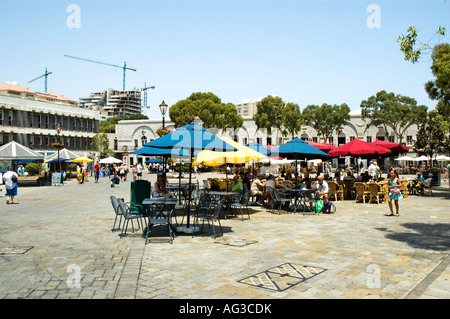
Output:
[297, 189, 319, 214]
[207, 191, 239, 219]
[141, 198, 178, 243]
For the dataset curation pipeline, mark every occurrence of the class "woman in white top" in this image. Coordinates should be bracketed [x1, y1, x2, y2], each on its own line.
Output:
[152, 174, 168, 198]
[3, 167, 19, 204]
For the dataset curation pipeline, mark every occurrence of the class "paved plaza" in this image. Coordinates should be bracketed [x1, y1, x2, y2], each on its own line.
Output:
[0, 172, 449, 300]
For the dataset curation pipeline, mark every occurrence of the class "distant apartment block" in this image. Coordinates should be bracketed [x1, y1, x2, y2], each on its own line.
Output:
[235, 98, 262, 117]
[79, 88, 142, 117]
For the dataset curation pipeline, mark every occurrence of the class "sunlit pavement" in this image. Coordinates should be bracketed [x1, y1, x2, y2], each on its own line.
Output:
[0, 172, 449, 299]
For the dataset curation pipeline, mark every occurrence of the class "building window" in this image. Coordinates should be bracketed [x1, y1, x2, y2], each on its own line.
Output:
[0, 110, 3, 125]
[407, 136, 413, 145]
[8, 111, 13, 126]
[338, 136, 346, 145]
[243, 137, 248, 145]
[312, 137, 318, 143]
[266, 137, 272, 146]
[29, 112, 34, 128]
[134, 139, 138, 150]
[366, 136, 372, 143]
[389, 136, 395, 143]
[234, 135, 238, 143]
[350, 136, 355, 141]
[45, 115, 49, 129]
[141, 135, 147, 145]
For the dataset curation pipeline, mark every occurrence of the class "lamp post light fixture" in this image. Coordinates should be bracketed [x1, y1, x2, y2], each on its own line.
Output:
[159, 100, 168, 177]
[56, 123, 62, 173]
[159, 100, 168, 129]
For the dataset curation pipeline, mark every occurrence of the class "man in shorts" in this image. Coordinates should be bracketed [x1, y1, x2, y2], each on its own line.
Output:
[136, 162, 142, 180]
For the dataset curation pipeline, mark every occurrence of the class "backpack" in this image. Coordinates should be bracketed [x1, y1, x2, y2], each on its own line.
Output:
[322, 201, 333, 214]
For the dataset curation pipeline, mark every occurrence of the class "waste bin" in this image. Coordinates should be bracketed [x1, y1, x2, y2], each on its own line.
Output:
[130, 180, 151, 212]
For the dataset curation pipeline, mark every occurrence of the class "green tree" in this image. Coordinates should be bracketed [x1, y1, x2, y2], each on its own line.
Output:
[301, 103, 350, 143]
[425, 43, 450, 119]
[281, 102, 302, 139]
[91, 133, 114, 157]
[169, 92, 243, 129]
[397, 26, 446, 64]
[253, 95, 285, 135]
[415, 111, 450, 160]
[360, 91, 428, 144]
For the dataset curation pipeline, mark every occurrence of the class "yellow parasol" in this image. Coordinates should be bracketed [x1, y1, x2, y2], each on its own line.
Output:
[71, 156, 93, 163]
[194, 137, 267, 166]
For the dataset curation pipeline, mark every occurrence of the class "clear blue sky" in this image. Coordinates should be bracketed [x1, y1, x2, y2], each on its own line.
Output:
[1, 0, 449, 120]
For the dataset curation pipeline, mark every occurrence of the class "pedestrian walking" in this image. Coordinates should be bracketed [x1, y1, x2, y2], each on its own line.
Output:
[94, 162, 100, 183]
[76, 164, 84, 184]
[136, 162, 142, 180]
[109, 164, 117, 188]
[3, 166, 19, 204]
[386, 170, 402, 216]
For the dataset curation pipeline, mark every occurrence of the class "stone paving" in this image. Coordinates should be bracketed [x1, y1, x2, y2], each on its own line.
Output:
[0, 172, 449, 299]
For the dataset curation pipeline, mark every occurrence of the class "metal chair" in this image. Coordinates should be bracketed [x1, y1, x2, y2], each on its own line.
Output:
[144, 203, 176, 244]
[117, 198, 145, 238]
[110, 196, 122, 232]
[231, 191, 251, 220]
[272, 188, 292, 214]
[194, 199, 225, 239]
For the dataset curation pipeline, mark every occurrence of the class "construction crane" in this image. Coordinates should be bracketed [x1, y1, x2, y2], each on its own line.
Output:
[28, 68, 52, 92]
[142, 82, 155, 108]
[64, 55, 136, 90]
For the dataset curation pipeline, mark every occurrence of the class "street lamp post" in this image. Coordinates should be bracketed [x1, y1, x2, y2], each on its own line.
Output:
[159, 100, 168, 177]
[56, 123, 62, 173]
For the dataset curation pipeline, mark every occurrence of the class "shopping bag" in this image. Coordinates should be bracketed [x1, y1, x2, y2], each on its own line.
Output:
[315, 199, 323, 214]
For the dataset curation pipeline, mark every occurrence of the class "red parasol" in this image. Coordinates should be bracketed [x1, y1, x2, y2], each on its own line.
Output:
[328, 139, 392, 158]
[370, 140, 409, 156]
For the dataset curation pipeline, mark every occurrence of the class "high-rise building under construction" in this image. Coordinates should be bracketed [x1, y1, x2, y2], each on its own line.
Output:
[79, 88, 141, 117]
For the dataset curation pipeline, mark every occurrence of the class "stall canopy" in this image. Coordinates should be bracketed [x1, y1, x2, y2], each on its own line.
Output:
[44, 148, 79, 163]
[99, 157, 122, 164]
[0, 141, 44, 161]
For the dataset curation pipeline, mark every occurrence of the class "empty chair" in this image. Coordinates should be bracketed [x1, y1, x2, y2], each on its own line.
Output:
[328, 181, 344, 201]
[231, 191, 251, 220]
[117, 198, 145, 238]
[194, 199, 225, 239]
[368, 183, 385, 204]
[110, 196, 123, 232]
[271, 188, 292, 214]
[354, 182, 370, 203]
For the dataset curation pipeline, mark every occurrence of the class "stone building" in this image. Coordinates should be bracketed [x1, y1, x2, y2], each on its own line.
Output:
[0, 83, 100, 157]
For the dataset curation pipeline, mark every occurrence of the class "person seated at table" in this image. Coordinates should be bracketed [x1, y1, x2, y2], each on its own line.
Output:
[242, 171, 251, 192]
[264, 175, 276, 207]
[230, 175, 243, 193]
[285, 172, 293, 182]
[412, 173, 424, 194]
[152, 174, 168, 197]
[334, 172, 343, 183]
[251, 174, 265, 205]
[417, 173, 433, 196]
[301, 172, 311, 185]
[309, 175, 329, 211]
[343, 171, 355, 181]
